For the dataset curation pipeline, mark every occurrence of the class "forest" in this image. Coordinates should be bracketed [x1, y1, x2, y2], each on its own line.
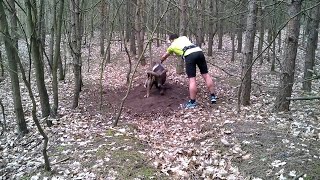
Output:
[0, 0, 319, 179]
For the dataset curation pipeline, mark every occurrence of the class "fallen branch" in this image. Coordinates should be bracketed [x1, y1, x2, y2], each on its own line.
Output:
[209, 62, 237, 77]
[52, 157, 70, 165]
[286, 96, 320, 101]
[293, 173, 305, 180]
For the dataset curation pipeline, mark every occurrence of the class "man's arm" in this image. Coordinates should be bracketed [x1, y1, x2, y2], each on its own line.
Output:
[161, 52, 170, 63]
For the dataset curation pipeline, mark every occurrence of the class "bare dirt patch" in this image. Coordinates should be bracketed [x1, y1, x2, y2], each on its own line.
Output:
[83, 80, 189, 118]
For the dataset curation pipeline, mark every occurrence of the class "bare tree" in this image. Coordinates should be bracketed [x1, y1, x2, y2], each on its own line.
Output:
[217, 1, 224, 49]
[70, 0, 83, 108]
[52, 0, 64, 116]
[25, 0, 51, 119]
[237, 0, 246, 53]
[240, 0, 258, 106]
[176, 0, 187, 74]
[0, 50, 3, 77]
[17, 45, 51, 172]
[207, 0, 217, 56]
[257, 2, 265, 65]
[130, 0, 137, 54]
[48, 0, 56, 73]
[0, 0, 28, 135]
[302, 1, 320, 92]
[100, 0, 107, 56]
[135, 0, 146, 65]
[274, 0, 302, 111]
[196, 0, 203, 47]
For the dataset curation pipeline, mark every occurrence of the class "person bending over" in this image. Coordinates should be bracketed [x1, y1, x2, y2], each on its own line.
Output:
[161, 34, 217, 109]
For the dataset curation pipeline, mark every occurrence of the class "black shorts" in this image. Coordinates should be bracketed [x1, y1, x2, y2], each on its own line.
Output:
[184, 51, 208, 78]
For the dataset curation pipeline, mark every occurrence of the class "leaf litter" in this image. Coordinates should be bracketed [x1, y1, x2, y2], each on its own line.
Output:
[0, 35, 320, 179]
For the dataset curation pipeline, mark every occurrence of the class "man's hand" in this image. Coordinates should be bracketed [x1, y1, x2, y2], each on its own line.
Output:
[161, 52, 170, 63]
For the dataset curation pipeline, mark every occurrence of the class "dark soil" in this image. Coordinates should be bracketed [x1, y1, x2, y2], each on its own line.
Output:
[83, 79, 189, 118]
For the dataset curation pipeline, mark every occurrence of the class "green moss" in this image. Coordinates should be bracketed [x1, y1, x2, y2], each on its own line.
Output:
[20, 176, 31, 180]
[56, 145, 65, 152]
[136, 166, 156, 178]
[96, 146, 108, 157]
[105, 129, 115, 136]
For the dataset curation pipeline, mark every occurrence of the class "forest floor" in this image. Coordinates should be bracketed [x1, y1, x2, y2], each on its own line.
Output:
[1, 37, 320, 180]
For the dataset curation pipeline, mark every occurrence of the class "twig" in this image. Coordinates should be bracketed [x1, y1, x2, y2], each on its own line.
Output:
[209, 62, 237, 77]
[293, 173, 304, 180]
[209, 62, 263, 86]
[286, 96, 320, 101]
[52, 157, 70, 165]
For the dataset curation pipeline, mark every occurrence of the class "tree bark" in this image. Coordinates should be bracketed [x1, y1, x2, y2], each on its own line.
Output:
[52, 0, 64, 117]
[240, 0, 258, 106]
[217, 1, 224, 49]
[100, 0, 107, 56]
[208, 0, 217, 56]
[17, 41, 51, 172]
[48, 0, 57, 74]
[196, 0, 203, 47]
[231, 31, 235, 62]
[135, 0, 145, 65]
[176, 0, 186, 74]
[302, 2, 320, 91]
[0, 0, 28, 135]
[70, 0, 82, 109]
[25, 0, 51, 119]
[129, 0, 137, 54]
[270, 0, 277, 72]
[257, 2, 264, 65]
[0, 50, 3, 77]
[237, 0, 246, 53]
[274, 0, 302, 112]
[38, 0, 46, 73]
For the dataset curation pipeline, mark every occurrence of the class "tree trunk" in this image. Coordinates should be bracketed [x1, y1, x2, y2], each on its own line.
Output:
[237, 0, 246, 53]
[217, 1, 224, 49]
[58, 52, 64, 81]
[70, 0, 82, 109]
[278, 29, 282, 53]
[231, 31, 235, 62]
[100, 0, 107, 56]
[270, 31, 276, 71]
[274, 0, 302, 112]
[38, 0, 45, 74]
[0, 0, 28, 135]
[267, 28, 272, 62]
[240, 0, 258, 106]
[130, 0, 137, 54]
[302, 2, 320, 91]
[135, 0, 145, 65]
[270, 1, 277, 72]
[125, 1, 130, 42]
[48, 0, 56, 74]
[155, 0, 160, 47]
[17, 41, 51, 172]
[257, 2, 264, 65]
[196, 0, 203, 47]
[25, 0, 51, 119]
[208, 0, 217, 56]
[176, 0, 186, 74]
[0, 50, 3, 77]
[52, 0, 64, 117]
